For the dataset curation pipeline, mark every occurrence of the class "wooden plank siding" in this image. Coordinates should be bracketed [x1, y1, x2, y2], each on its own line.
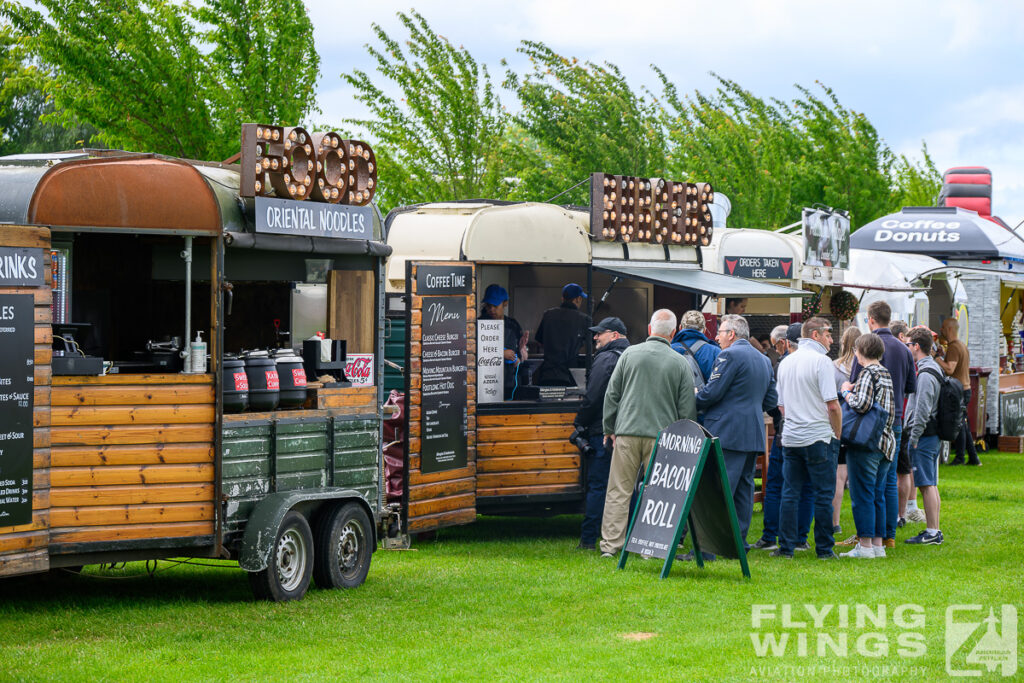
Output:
[475, 412, 581, 499]
[0, 225, 52, 577]
[47, 375, 216, 552]
[404, 262, 478, 534]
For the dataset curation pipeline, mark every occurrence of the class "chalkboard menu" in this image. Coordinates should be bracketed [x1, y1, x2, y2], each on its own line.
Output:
[0, 294, 34, 527]
[619, 418, 750, 579]
[420, 296, 468, 473]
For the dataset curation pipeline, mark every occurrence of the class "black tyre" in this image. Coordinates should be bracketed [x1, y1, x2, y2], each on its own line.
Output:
[313, 503, 372, 589]
[248, 511, 314, 602]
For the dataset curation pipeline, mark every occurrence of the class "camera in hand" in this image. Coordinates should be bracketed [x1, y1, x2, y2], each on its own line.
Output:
[568, 425, 595, 457]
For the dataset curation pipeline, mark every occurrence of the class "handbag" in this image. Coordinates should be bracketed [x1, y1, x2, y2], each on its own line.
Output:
[841, 400, 889, 450]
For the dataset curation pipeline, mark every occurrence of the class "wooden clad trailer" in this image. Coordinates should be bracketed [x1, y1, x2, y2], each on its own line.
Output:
[384, 200, 807, 536]
[0, 146, 393, 601]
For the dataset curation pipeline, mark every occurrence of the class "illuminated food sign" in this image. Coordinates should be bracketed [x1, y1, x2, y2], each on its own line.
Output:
[590, 173, 714, 246]
[239, 123, 377, 205]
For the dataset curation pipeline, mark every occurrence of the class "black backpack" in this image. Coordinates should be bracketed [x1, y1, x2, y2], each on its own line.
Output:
[919, 367, 964, 441]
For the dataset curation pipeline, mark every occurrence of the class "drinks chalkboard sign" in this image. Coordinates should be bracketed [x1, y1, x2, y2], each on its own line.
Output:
[420, 296, 468, 473]
[618, 419, 750, 579]
[0, 294, 34, 527]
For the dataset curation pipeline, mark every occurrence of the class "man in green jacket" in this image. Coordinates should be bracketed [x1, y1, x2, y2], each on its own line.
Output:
[599, 309, 697, 557]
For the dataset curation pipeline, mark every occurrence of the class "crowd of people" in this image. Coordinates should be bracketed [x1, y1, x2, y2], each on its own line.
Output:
[573, 299, 977, 560]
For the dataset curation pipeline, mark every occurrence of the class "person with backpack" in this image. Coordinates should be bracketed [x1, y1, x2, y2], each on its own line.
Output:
[693, 314, 777, 552]
[671, 310, 720, 391]
[572, 317, 630, 551]
[904, 327, 951, 545]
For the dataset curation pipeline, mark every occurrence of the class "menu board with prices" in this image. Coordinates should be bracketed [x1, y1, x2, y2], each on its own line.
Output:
[0, 294, 34, 527]
[420, 296, 468, 474]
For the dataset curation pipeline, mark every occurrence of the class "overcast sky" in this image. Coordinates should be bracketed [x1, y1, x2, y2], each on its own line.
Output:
[305, 0, 1024, 228]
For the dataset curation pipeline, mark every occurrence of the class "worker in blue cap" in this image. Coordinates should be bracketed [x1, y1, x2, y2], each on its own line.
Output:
[534, 283, 592, 386]
[480, 284, 528, 399]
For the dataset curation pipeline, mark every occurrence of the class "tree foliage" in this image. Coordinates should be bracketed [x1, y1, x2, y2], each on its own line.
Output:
[504, 43, 668, 205]
[890, 142, 942, 209]
[0, 21, 96, 155]
[658, 73, 910, 229]
[1, 0, 319, 161]
[341, 10, 514, 212]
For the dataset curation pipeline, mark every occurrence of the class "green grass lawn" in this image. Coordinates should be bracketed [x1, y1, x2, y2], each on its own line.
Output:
[1, 453, 1022, 682]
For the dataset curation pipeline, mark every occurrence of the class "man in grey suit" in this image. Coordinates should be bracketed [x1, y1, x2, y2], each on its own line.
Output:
[695, 314, 777, 549]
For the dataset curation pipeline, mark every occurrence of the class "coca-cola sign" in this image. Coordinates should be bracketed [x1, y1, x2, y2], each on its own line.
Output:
[345, 353, 374, 386]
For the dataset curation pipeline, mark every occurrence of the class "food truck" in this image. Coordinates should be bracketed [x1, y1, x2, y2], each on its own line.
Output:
[383, 174, 807, 535]
[701, 223, 845, 341]
[851, 205, 1023, 444]
[0, 126, 393, 601]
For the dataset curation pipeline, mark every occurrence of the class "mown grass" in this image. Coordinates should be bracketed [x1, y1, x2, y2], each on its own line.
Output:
[1, 453, 1022, 682]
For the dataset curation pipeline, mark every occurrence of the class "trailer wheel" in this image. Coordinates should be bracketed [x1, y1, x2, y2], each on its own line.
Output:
[248, 511, 313, 602]
[313, 503, 372, 589]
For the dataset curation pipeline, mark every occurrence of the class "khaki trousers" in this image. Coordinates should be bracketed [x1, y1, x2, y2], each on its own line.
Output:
[599, 435, 658, 554]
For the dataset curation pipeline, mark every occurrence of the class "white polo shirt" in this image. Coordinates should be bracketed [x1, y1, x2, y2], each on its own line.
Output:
[777, 338, 838, 448]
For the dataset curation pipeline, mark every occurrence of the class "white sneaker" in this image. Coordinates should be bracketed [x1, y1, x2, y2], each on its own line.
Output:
[873, 546, 886, 558]
[906, 508, 926, 523]
[841, 544, 876, 559]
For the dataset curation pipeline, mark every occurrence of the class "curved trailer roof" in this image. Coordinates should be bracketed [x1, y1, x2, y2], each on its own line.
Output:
[384, 201, 806, 298]
[0, 151, 390, 255]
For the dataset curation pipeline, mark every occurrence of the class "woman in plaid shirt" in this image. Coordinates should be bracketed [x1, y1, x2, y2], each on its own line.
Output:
[838, 334, 896, 559]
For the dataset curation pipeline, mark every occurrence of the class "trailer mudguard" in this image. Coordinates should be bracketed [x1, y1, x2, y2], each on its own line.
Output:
[239, 489, 375, 572]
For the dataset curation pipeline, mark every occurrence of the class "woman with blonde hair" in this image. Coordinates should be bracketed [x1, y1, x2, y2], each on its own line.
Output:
[831, 326, 861, 537]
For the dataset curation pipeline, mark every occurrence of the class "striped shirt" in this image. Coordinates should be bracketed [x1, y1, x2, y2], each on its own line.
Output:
[844, 363, 896, 460]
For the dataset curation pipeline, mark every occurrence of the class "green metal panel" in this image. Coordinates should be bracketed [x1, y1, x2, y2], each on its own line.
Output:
[334, 446, 377, 470]
[333, 466, 378, 487]
[221, 413, 382, 548]
[334, 431, 376, 449]
[384, 315, 406, 393]
[277, 470, 328, 490]
[277, 452, 329, 475]
[222, 457, 271, 479]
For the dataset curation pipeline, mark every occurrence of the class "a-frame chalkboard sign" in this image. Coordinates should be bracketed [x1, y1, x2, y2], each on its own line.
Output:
[617, 419, 751, 579]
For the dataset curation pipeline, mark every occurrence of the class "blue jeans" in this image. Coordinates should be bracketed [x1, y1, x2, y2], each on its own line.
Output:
[760, 436, 813, 544]
[846, 446, 891, 539]
[580, 434, 611, 545]
[780, 440, 837, 557]
[885, 424, 902, 539]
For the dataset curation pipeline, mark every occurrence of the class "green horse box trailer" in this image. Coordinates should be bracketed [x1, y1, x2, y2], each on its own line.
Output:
[0, 148, 397, 601]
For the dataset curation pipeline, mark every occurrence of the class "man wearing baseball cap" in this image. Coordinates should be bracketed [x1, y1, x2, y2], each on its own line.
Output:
[480, 284, 529, 400]
[573, 317, 630, 550]
[534, 283, 592, 386]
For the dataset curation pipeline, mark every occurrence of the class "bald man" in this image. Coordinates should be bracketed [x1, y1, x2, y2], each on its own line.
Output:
[599, 309, 697, 557]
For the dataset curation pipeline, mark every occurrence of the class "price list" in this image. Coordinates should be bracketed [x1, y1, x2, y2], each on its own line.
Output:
[0, 294, 34, 527]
